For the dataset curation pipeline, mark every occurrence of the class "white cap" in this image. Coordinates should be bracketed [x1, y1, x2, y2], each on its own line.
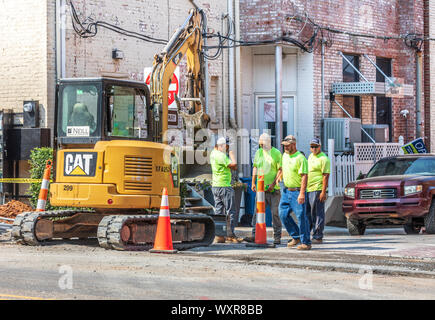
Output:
[216, 137, 227, 145]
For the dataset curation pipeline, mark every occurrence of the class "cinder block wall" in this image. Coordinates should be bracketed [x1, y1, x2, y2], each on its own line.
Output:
[0, 0, 51, 127]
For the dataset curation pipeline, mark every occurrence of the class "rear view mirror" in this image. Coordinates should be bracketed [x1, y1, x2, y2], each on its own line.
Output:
[356, 173, 366, 180]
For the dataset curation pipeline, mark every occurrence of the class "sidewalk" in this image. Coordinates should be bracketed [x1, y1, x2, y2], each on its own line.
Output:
[233, 226, 435, 260]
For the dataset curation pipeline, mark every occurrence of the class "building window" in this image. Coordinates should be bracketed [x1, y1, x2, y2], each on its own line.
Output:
[342, 54, 361, 118]
[376, 57, 392, 142]
[342, 54, 360, 82]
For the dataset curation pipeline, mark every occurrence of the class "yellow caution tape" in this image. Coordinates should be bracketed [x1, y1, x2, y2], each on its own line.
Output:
[0, 178, 52, 183]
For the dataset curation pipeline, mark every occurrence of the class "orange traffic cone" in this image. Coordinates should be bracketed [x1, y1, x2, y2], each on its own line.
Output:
[36, 160, 52, 212]
[246, 175, 275, 248]
[150, 188, 178, 254]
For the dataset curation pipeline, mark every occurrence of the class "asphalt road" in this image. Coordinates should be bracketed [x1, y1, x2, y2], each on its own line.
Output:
[0, 227, 434, 300]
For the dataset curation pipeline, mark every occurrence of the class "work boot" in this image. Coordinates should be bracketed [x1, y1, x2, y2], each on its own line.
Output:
[273, 238, 281, 245]
[287, 238, 301, 248]
[243, 235, 255, 243]
[312, 238, 323, 244]
[225, 236, 243, 243]
[214, 236, 225, 243]
[296, 243, 312, 251]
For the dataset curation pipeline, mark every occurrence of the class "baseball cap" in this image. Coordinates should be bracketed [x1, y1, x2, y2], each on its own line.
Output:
[281, 135, 296, 145]
[216, 136, 229, 145]
[310, 138, 321, 146]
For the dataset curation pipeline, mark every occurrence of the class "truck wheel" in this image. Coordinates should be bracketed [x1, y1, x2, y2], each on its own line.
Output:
[424, 200, 435, 234]
[403, 223, 421, 234]
[346, 218, 366, 236]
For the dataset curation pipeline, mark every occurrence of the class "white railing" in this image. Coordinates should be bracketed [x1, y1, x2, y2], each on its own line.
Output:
[328, 140, 401, 196]
[354, 142, 401, 176]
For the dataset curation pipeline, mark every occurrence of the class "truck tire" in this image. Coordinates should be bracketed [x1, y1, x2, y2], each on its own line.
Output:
[424, 200, 435, 234]
[346, 218, 366, 236]
[403, 223, 420, 235]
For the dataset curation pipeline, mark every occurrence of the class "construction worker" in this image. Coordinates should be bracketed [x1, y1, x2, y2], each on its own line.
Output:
[245, 132, 282, 245]
[307, 138, 330, 243]
[278, 135, 312, 250]
[69, 103, 96, 130]
[210, 137, 242, 243]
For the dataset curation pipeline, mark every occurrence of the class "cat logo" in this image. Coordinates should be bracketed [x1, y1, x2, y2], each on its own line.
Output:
[64, 152, 97, 177]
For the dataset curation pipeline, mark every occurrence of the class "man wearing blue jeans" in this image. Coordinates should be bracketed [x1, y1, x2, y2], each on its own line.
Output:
[278, 135, 312, 250]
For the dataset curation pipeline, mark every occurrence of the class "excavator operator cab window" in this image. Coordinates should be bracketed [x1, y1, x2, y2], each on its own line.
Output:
[106, 85, 147, 139]
[59, 84, 99, 138]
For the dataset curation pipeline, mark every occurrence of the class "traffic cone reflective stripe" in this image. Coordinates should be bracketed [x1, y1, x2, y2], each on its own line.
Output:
[254, 176, 267, 244]
[36, 160, 52, 212]
[150, 187, 177, 254]
[246, 175, 275, 248]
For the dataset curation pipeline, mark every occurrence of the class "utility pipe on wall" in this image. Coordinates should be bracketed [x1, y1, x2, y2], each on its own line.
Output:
[228, 0, 237, 128]
[275, 45, 283, 149]
[416, 51, 422, 138]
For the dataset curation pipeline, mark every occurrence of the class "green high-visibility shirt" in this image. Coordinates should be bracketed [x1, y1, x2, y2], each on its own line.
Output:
[210, 149, 232, 187]
[282, 151, 308, 188]
[307, 152, 331, 192]
[253, 147, 282, 191]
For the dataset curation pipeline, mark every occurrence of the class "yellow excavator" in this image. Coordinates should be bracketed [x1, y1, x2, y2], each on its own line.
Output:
[12, 8, 217, 250]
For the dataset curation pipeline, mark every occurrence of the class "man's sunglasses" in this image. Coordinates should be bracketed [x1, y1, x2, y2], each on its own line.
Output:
[310, 145, 320, 149]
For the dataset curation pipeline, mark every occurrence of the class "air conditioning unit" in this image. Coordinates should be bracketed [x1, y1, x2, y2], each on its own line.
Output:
[321, 118, 362, 153]
[361, 124, 389, 143]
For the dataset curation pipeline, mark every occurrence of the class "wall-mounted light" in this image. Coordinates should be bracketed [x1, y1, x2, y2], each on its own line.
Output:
[112, 48, 124, 60]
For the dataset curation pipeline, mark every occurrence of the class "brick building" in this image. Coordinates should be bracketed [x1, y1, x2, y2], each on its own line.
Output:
[239, 0, 432, 157]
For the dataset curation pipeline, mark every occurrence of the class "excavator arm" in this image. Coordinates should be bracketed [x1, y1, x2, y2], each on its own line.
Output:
[149, 8, 209, 143]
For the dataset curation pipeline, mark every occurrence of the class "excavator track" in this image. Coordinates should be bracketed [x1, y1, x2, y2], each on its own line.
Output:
[12, 210, 215, 251]
[12, 210, 81, 245]
[97, 213, 215, 251]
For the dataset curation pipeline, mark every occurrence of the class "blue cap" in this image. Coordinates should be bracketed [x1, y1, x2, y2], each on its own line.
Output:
[310, 138, 321, 146]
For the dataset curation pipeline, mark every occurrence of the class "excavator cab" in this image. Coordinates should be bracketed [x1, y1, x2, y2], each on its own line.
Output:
[55, 78, 152, 147]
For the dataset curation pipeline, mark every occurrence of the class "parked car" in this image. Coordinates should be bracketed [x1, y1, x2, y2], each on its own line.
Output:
[342, 154, 435, 235]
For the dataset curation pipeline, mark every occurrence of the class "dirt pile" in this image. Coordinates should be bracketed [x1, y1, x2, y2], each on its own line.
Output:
[0, 200, 33, 223]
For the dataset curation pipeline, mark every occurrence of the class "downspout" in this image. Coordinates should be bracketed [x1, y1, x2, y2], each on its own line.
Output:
[228, 0, 237, 128]
[416, 51, 422, 138]
[56, 0, 66, 79]
[235, 0, 241, 129]
[203, 13, 209, 115]
[275, 45, 283, 149]
[221, 14, 227, 129]
[321, 40, 325, 119]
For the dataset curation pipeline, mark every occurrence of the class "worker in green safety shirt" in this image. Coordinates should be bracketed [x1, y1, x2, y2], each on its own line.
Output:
[244, 133, 283, 245]
[210, 136, 243, 244]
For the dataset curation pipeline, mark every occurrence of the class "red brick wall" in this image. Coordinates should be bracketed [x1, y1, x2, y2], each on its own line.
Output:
[240, 0, 424, 144]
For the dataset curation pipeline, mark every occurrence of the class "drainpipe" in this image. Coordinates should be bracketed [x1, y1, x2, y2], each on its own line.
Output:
[235, 0, 241, 129]
[56, 0, 66, 80]
[275, 45, 283, 149]
[321, 40, 325, 119]
[228, 0, 237, 128]
[416, 51, 422, 138]
[202, 10, 209, 114]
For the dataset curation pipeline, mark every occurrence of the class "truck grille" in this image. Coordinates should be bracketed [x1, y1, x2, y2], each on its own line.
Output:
[359, 188, 396, 199]
[124, 156, 153, 192]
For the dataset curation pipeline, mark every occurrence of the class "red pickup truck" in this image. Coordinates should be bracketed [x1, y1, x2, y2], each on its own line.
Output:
[342, 154, 435, 235]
